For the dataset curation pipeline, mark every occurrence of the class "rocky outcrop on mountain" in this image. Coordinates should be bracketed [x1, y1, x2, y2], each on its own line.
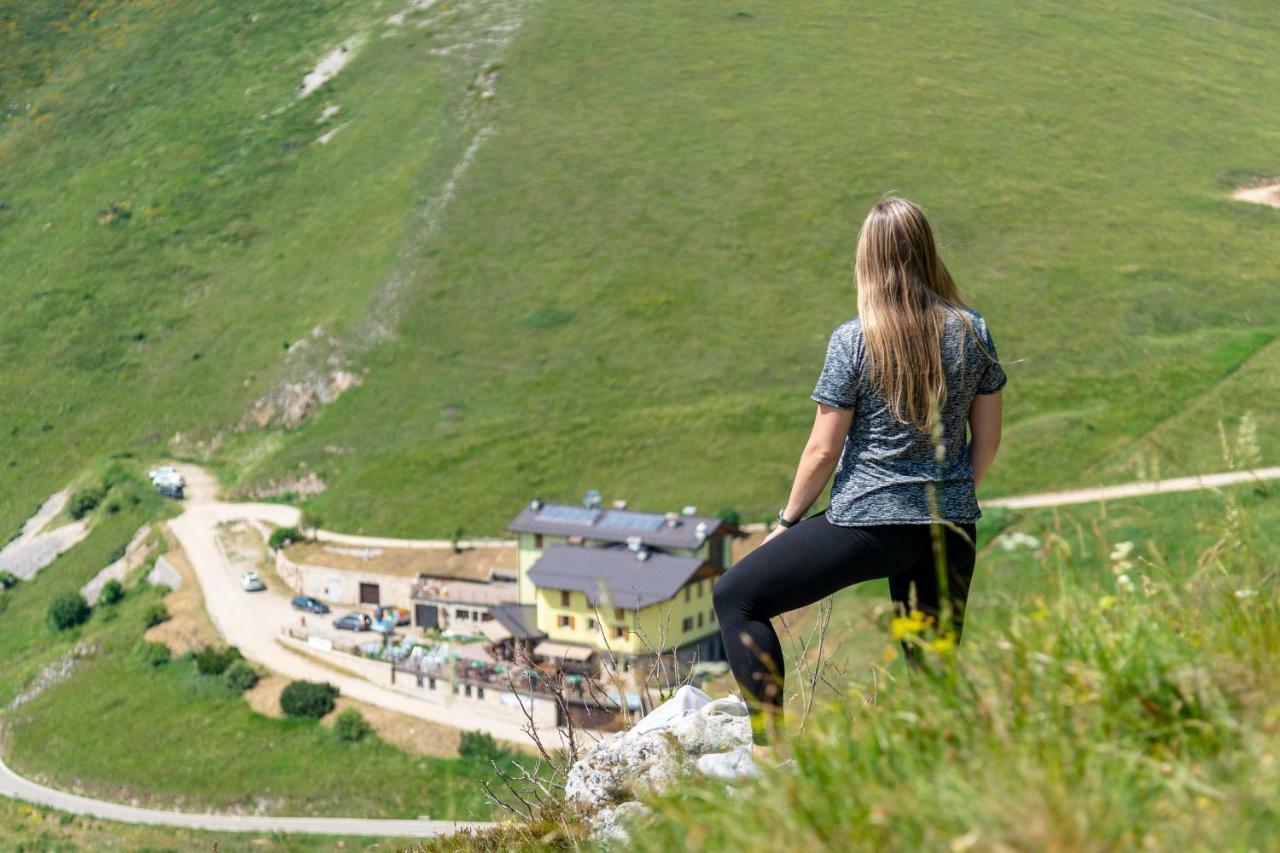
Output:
[564, 685, 758, 843]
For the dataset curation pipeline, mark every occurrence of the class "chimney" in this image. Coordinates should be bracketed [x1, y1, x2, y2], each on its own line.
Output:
[681, 505, 697, 516]
[530, 497, 543, 511]
[636, 547, 650, 562]
[695, 521, 709, 542]
[663, 512, 680, 528]
[612, 499, 628, 509]
[626, 535, 643, 552]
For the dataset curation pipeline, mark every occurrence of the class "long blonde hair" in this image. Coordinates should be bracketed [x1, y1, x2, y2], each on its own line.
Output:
[854, 197, 986, 432]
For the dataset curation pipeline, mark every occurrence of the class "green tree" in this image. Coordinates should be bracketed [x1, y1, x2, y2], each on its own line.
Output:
[48, 592, 91, 631]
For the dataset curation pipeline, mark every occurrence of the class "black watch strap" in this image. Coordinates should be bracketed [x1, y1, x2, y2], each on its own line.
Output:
[777, 508, 800, 528]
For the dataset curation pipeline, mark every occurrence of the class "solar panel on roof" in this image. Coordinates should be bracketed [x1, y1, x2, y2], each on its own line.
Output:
[597, 509, 667, 532]
[535, 504, 598, 525]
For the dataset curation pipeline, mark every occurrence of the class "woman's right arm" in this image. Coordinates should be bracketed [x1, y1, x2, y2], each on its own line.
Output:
[969, 390, 1002, 489]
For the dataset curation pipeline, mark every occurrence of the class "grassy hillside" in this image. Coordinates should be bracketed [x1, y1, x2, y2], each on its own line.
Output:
[4, 0, 1278, 540]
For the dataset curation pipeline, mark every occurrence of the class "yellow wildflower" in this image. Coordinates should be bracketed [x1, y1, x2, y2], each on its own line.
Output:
[1097, 595, 1117, 611]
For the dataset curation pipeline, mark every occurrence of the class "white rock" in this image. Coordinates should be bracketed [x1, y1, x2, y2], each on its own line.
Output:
[564, 730, 684, 811]
[589, 801, 652, 846]
[564, 685, 760, 812]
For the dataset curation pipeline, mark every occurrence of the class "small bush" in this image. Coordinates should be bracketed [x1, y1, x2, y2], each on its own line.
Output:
[459, 730, 508, 764]
[48, 592, 90, 631]
[334, 707, 373, 742]
[143, 602, 170, 628]
[0, 571, 18, 589]
[107, 542, 128, 563]
[67, 486, 106, 520]
[140, 640, 171, 667]
[194, 645, 243, 676]
[280, 680, 339, 718]
[268, 526, 301, 551]
[224, 660, 260, 693]
[99, 579, 125, 605]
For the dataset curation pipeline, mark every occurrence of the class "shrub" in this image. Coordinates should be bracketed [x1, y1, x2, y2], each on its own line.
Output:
[280, 680, 339, 719]
[334, 707, 373, 742]
[194, 645, 243, 676]
[67, 487, 105, 520]
[139, 640, 171, 667]
[459, 730, 508, 764]
[715, 507, 742, 527]
[107, 542, 128, 563]
[99, 579, 125, 605]
[268, 526, 301, 551]
[224, 660, 260, 693]
[143, 602, 170, 628]
[47, 592, 90, 631]
[0, 571, 18, 590]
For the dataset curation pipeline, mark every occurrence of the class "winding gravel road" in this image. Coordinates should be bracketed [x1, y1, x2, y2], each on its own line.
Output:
[0, 747, 486, 838]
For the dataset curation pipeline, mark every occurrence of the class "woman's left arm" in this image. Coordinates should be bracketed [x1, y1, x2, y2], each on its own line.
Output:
[771, 403, 853, 538]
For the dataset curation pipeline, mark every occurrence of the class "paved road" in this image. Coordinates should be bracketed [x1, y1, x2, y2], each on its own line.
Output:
[165, 465, 547, 745]
[0, 747, 486, 838]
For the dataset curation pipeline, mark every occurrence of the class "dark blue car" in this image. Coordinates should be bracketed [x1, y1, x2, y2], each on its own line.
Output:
[290, 595, 330, 614]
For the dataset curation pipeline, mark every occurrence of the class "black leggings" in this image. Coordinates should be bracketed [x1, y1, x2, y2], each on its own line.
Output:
[712, 510, 978, 725]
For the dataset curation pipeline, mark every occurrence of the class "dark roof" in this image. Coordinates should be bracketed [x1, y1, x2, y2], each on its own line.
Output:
[489, 603, 544, 641]
[506, 501, 738, 550]
[526, 543, 706, 610]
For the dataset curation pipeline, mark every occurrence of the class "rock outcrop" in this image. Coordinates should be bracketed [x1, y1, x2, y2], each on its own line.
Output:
[564, 685, 758, 843]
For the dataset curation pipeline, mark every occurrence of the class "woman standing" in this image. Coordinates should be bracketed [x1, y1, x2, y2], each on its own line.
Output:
[712, 197, 1007, 746]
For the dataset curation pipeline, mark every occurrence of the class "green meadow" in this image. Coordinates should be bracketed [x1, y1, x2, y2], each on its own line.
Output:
[3, 0, 1277, 540]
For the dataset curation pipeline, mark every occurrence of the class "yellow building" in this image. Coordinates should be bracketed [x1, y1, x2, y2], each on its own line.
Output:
[505, 498, 742, 670]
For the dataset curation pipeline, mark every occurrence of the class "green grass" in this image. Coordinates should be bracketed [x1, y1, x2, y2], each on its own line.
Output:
[4, 0, 1279, 539]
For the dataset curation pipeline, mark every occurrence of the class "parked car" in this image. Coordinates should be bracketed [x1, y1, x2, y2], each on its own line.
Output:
[290, 595, 330, 614]
[148, 465, 179, 481]
[333, 612, 373, 632]
[157, 483, 184, 500]
[240, 571, 265, 592]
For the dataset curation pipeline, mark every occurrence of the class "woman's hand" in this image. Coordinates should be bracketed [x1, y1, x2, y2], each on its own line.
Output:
[762, 524, 789, 546]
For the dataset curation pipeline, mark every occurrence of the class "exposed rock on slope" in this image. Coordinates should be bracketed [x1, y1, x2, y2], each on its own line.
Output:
[564, 686, 759, 841]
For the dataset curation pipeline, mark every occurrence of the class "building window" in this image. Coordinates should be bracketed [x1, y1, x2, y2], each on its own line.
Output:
[614, 608, 625, 621]
[614, 626, 626, 639]
[684, 586, 691, 603]
[558, 614, 575, 629]
[682, 616, 694, 633]
[428, 677, 437, 690]
[710, 608, 717, 623]
[698, 612, 704, 628]
[587, 617, 598, 630]
[477, 686, 485, 700]
[465, 684, 472, 697]
[560, 590, 571, 607]
[534, 533, 543, 548]
[697, 580, 704, 598]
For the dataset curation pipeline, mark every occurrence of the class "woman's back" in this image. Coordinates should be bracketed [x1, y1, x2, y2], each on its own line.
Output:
[811, 306, 1007, 525]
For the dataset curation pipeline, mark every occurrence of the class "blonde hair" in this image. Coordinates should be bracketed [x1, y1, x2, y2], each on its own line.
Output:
[854, 196, 989, 432]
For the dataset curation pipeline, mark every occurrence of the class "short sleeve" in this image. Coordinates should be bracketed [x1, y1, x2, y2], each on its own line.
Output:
[975, 320, 1007, 395]
[811, 325, 859, 410]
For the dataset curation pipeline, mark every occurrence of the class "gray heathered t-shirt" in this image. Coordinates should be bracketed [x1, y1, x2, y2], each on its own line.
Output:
[810, 307, 1007, 526]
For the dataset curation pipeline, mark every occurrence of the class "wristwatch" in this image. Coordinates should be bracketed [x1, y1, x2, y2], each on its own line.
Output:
[776, 508, 801, 528]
